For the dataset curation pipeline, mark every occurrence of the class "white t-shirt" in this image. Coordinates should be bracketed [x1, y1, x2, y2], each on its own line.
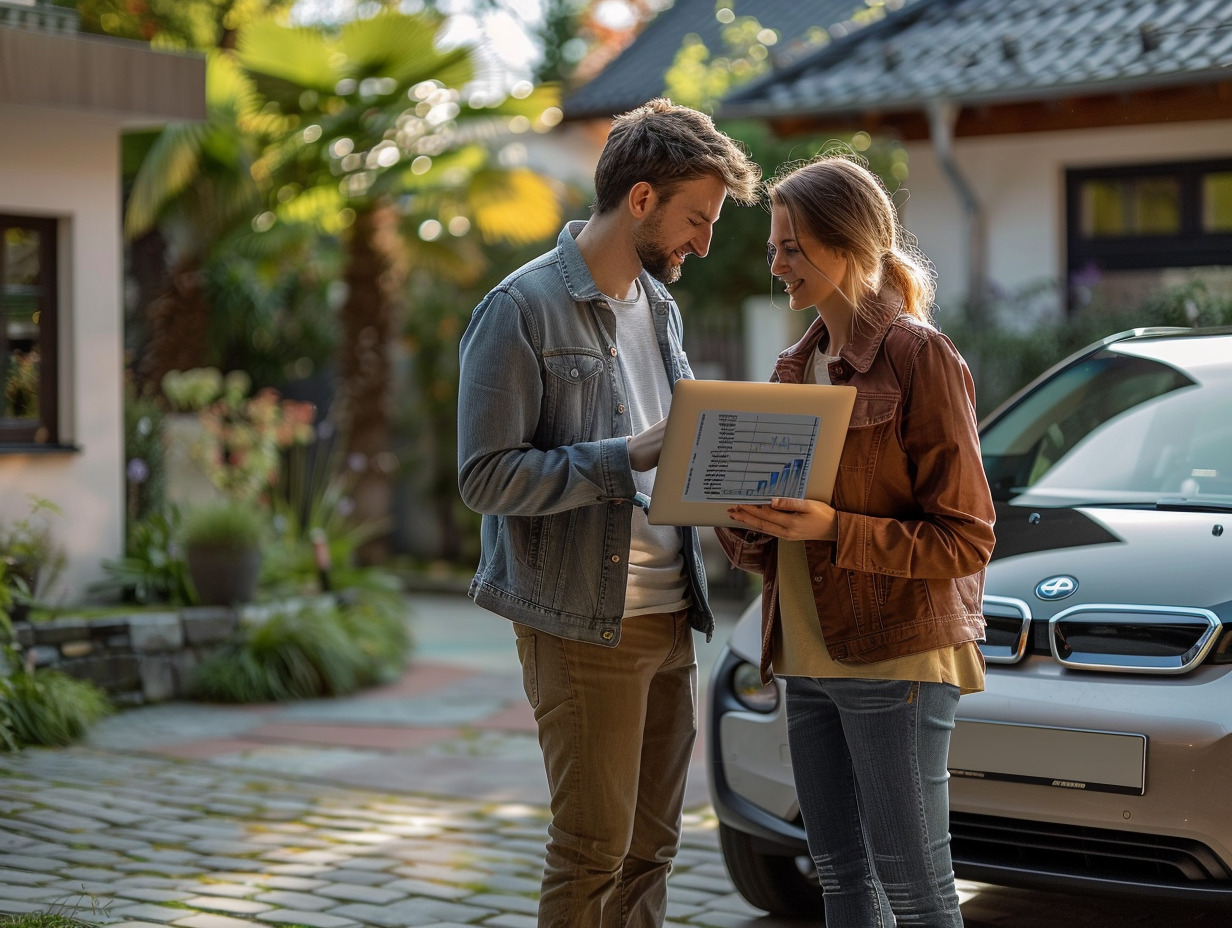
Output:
[609, 280, 689, 617]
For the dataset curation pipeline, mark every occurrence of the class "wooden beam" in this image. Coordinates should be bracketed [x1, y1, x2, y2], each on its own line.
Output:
[763, 81, 1232, 143]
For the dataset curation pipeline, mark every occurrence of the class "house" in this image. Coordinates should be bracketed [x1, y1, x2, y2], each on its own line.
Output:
[717, 0, 1232, 323]
[0, 1, 204, 604]
[562, 0, 872, 123]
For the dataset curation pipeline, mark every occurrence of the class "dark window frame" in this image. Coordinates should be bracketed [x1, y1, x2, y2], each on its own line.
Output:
[1065, 158, 1232, 310]
[0, 214, 59, 445]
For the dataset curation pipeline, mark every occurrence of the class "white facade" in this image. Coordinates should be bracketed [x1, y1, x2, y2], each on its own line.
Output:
[900, 119, 1232, 322]
[0, 104, 128, 604]
[0, 24, 203, 607]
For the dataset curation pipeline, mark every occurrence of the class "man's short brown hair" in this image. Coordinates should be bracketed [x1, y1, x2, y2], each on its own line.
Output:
[591, 98, 761, 214]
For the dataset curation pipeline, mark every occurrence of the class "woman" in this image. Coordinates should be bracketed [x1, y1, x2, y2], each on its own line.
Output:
[716, 153, 996, 927]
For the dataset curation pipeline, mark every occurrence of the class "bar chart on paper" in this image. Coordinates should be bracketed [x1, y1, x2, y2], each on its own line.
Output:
[682, 410, 822, 503]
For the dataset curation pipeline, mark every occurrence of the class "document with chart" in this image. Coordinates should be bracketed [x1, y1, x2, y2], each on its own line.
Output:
[648, 380, 856, 527]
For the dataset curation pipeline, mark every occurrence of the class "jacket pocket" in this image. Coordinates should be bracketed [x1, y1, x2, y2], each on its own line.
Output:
[834, 394, 898, 510]
[508, 513, 549, 571]
[543, 349, 606, 444]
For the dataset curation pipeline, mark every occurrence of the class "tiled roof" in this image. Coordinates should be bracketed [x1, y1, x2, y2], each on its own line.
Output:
[562, 0, 878, 121]
[720, 0, 1232, 118]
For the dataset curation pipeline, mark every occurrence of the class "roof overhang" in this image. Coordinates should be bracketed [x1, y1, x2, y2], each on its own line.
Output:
[0, 24, 205, 126]
[736, 76, 1232, 142]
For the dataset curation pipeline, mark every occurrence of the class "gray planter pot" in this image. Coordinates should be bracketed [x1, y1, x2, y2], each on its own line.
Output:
[185, 545, 262, 606]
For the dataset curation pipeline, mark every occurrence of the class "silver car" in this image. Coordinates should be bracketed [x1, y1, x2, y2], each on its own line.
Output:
[707, 326, 1232, 915]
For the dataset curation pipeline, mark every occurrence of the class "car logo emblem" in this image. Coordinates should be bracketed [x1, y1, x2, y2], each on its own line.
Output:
[1035, 575, 1078, 600]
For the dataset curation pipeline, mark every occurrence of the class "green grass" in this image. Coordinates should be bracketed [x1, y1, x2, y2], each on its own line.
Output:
[1, 915, 94, 928]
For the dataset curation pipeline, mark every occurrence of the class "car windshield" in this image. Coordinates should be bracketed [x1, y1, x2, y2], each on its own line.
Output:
[981, 347, 1232, 506]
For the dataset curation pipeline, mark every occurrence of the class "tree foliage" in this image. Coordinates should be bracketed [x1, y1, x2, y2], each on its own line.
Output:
[62, 0, 295, 49]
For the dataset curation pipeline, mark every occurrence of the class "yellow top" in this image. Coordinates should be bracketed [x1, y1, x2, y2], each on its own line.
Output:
[773, 539, 986, 694]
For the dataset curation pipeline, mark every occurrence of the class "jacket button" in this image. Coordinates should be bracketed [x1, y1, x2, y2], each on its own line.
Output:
[813, 575, 823, 583]
[610, 554, 621, 563]
[601, 629, 615, 641]
[609, 346, 618, 356]
[617, 404, 626, 414]
[570, 368, 579, 378]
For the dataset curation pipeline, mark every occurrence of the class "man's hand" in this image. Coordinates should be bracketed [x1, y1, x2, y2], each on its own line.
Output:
[628, 417, 668, 472]
[726, 496, 838, 541]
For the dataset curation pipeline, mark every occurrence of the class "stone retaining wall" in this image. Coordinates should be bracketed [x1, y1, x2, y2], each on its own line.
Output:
[12, 597, 330, 705]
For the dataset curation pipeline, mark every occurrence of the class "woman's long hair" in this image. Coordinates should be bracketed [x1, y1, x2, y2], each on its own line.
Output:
[767, 152, 936, 326]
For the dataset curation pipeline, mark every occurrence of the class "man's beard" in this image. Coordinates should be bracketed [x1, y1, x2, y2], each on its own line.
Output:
[633, 209, 682, 284]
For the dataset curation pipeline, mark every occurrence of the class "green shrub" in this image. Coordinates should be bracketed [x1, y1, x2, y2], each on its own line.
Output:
[0, 668, 112, 751]
[181, 499, 266, 550]
[94, 506, 193, 605]
[947, 280, 1232, 418]
[190, 590, 410, 702]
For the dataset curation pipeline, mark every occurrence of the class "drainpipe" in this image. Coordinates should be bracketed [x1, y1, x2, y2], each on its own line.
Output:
[926, 99, 986, 328]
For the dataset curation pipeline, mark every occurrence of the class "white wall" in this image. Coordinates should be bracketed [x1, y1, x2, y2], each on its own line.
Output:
[0, 103, 126, 605]
[900, 119, 1232, 321]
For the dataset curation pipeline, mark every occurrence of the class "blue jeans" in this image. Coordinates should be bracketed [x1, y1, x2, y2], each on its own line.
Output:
[784, 676, 964, 928]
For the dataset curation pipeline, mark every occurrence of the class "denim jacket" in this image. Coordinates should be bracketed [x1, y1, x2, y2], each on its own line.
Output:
[458, 221, 715, 646]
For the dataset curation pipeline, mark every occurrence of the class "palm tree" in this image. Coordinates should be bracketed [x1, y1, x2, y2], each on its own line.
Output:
[235, 9, 562, 560]
[124, 51, 277, 393]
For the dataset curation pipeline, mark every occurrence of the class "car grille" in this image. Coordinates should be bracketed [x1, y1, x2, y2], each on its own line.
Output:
[950, 812, 1232, 884]
[982, 598, 1223, 674]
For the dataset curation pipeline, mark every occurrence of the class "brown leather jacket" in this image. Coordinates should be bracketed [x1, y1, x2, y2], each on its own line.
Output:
[715, 289, 996, 681]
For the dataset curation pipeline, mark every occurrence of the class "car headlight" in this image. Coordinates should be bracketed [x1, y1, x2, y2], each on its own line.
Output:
[731, 660, 779, 713]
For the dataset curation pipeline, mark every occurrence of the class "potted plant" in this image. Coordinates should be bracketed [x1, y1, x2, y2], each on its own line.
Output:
[181, 500, 266, 606]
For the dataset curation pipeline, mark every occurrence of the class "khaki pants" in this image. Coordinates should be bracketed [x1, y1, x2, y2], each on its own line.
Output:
[513, 610, 698, 928]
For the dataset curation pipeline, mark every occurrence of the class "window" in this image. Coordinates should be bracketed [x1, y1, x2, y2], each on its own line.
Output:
[1066, 159, 1232, 312]
[1, 215, 58, 445]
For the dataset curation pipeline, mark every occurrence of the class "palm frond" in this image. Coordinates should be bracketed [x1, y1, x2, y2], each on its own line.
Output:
[469, 168, 562, 245]
[124, 122, 210, 240]
[237, 18, 337, 95]
[340, 11, 472, 88]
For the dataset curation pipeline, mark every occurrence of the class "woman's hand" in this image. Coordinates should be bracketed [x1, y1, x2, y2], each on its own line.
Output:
[727, 496, 838, 541]
[628, 417, 668, 472]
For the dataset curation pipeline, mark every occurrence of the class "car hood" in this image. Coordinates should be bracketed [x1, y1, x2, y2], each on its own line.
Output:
[988, 501, 1232, 617]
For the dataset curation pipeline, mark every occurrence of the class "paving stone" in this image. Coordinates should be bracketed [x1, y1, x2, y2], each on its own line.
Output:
[255, 911, 361, 928]
[195, 857, 268, 872]
[328, 899, 495, 927]
[176, 883, 258, 900]
[113, 887, 196, 904]
[62, 850, 129, 866]
[668, 872, 737, 894]
[110, 902, 193, 923]
[258, 850, 348, 866]
[324, 856, 399, 872]
[311, 883, 406, 905]
[256, 876, 329, 892]
[0, 869, 55, 886]
[182, 897, 274, 915]
[0, 901, 45, 915]
[251, 890, 336, 911]
[481, 874, 541, 894]
[664, 900, 705, 920]
[313, 869, 394, 887]
[465, 893, 538, 915]
[0, 853, 69, 871]
[0, 883, 61, 900]
[115, 862, 203, 877]
[171, 914, 266, 928]
[379, 878, 473, 900]
[185, 841, 265, 857]
[13, 809, 105, 832]
[480, 915, 538, 928]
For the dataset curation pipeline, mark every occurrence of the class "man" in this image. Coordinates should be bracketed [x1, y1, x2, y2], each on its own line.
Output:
[457, 98, 760, 927]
